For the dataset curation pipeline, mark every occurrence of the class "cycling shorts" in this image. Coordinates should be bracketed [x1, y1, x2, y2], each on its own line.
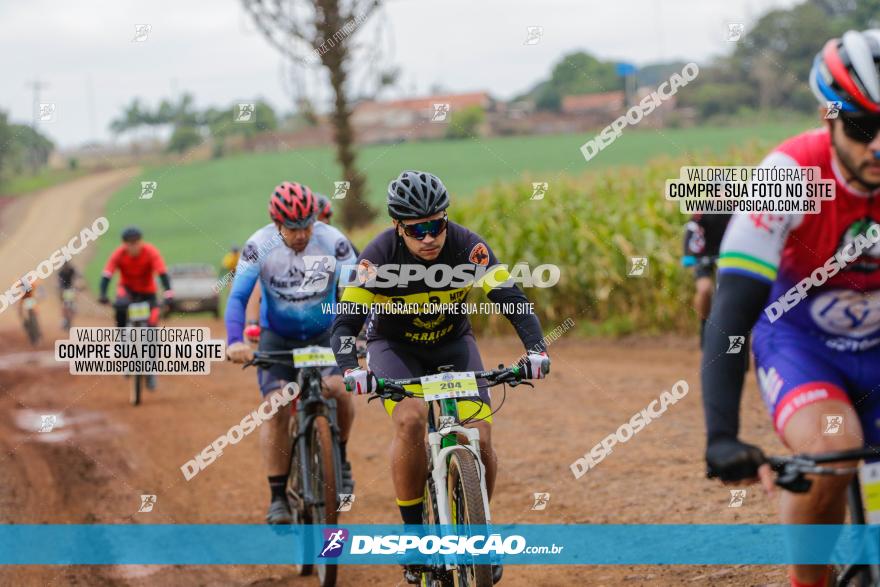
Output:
[257, 328, 341, 396]
[366, 333, 493, 423]
[752, 323, 880, 445]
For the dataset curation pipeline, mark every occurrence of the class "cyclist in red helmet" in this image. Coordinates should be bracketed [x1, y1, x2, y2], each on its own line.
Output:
[225, 181, 358, 524]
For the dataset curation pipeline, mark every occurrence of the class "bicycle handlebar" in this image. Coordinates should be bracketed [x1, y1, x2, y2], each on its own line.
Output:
[370, 364, 531, 402]
[767, 446, 879, 493]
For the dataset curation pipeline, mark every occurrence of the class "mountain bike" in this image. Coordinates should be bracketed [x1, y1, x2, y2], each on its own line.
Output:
[21, 297, 41, 346]
[125, 300, 153, 406]
[368, 360, 547, 587]
[770, 446, 880, 586]
[245, 346, 345, 587]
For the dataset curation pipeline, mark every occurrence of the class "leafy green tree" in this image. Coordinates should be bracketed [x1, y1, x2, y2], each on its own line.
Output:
[535, 52, 620, 110]
[446, 106, 485, 139]
[166, 125, 203, 154]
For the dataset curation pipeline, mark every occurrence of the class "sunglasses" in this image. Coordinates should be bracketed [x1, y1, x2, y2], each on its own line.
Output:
[839, 115, 880, 144]
[399, 214, 448, 240]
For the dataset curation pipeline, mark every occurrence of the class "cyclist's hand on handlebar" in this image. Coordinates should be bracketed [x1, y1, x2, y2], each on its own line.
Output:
[706, 438, 775, 492]
[520, 351, 549, 379]
[227, 341, 254, 364]
[344, 368, 377, 395]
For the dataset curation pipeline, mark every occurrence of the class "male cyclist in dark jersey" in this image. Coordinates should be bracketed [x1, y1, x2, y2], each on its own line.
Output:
[99, 227, 173, 389]
[330, 170, 550, 584]
[702, 29, 880, 587]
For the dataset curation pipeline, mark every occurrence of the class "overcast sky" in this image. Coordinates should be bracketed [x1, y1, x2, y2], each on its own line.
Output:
[0, 0, 800, 148]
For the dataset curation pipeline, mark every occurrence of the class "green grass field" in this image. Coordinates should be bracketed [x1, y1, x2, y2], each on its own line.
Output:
[85, 121, 815, 285]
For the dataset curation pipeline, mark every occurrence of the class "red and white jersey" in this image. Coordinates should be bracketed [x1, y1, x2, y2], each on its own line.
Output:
[718, 127, 880, 351]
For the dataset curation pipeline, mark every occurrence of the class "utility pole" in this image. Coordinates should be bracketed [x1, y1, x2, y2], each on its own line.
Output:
[24, 79, 49, 172]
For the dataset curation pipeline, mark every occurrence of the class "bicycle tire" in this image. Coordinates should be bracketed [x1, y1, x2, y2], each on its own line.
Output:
[836, 477, 873, 587]
[131, 375, 142, 406]
[311, 414, 338, 587]
[447, 449, 492, 587]
[288, 419, 314, 577]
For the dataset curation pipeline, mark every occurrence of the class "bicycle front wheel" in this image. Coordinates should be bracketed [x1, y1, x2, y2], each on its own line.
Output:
[310, 414, 338, 587]
[447, 449, 492, 587]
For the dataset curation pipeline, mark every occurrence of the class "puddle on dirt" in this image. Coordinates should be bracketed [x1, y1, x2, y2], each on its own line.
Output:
[0, 351, 62, 370]
[12, 408, 120, 443]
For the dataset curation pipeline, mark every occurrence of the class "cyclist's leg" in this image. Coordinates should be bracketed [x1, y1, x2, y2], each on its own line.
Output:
[753, 326, 859, 586]
[367, 338, 429, 524]
[256, 330, 296, 521]
[316, 332, 353, 447]
[432, 332, 497, 499]
[112, 289, 131, 328]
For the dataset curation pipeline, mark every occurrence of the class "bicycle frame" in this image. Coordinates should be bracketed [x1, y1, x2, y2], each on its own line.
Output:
[289, 366, 343, 513]
[426, 396, 492, 529]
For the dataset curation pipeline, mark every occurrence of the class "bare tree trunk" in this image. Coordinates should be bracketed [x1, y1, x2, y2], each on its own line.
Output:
[318, 0, 374, 229]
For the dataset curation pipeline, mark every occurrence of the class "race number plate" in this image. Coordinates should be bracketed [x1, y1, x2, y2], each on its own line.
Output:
[860, 461, 880, 524]
[128, 301, 151, 322]
[62, 289, 76, 302]
[292, 346, 337, 368]
[419, 371, 479, 401]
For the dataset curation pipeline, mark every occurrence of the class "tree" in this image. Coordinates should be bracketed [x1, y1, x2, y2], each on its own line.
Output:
[242, 0, 383, 229]
[166, 125, 203, 154]
[533, 52, 620, 111]
[446, 106, 485, 140]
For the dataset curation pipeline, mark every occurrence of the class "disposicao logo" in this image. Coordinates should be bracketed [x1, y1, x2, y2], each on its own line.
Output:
[319, 528, 349, 558]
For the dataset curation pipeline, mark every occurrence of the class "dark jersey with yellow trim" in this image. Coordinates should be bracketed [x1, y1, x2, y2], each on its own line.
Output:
[331, 222, 545, 372]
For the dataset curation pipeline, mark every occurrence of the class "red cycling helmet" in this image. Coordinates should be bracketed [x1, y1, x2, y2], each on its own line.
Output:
[268, 182, 317, 229]
[315, 193, 333, 223]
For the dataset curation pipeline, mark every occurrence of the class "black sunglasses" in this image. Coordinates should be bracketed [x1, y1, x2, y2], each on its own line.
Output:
[399, 214, 448, 240]
[839, 115, 880, 144]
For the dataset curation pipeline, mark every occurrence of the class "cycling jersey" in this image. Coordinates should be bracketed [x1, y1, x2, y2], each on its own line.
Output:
[703, 127, 880, 443]
[331, 222, 545, 372]
[225, 221, 357, 344]
[102, 243, 167, 295]
[58, 265, 76, 289]
[719, 128, 880, 351]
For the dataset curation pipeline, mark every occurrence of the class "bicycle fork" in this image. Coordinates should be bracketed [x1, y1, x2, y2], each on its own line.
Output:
[427, 424, 492, 571]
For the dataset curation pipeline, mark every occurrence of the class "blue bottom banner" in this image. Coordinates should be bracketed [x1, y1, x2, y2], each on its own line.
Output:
[0, 524, 878, 565]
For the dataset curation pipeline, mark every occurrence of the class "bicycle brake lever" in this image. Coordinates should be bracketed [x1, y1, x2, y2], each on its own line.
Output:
[775, 468, 813, 493]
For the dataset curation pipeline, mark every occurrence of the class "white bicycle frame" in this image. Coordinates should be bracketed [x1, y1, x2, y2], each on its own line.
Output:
[427, 420, 492, 571]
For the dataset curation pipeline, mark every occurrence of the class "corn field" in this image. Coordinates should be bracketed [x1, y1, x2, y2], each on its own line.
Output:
[451, 141, 773, 336]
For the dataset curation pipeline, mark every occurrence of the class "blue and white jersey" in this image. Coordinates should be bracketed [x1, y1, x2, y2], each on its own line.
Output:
[225, 222, 357, 343]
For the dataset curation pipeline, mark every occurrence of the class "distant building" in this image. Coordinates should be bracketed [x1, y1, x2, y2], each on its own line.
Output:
[560, 91, 625, 116]
[352, 92, 492, 142]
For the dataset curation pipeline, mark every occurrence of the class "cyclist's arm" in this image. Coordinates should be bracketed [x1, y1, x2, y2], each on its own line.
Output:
[99, 249, 121, 299]
[244, 282, 260, 325]
[150, 245, 171, 292]
[484, 277, 546, 352]
[225, 256, 260, 345]
[701, 273, 770, 442]
[331, 285, 373, 372]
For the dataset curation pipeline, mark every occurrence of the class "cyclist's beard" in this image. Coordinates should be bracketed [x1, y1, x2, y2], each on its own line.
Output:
[832, 134, 880, 191]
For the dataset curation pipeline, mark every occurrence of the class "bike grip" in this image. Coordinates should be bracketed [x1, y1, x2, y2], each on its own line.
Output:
[343, 376, 354, 393]
[540, 357, 550, 376]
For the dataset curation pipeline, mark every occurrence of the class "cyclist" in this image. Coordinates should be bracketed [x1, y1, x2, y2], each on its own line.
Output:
[98, 226, 174, 389]
[316, 193, 333, 224]
[702, 29, 880, 587]
[224, 181, 358, 524]
[330, 170, 549, 584]
[221, 245, 240, 275]
[682, 213, 732, 344]
[58, 261, 79, 329]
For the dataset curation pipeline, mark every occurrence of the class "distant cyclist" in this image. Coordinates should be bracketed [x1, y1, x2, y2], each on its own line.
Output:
[316, 193, 333, 224]
[58, 261, 79, 330]
[331, 170, 549, 584]
[682, 213, 732, 344]
[221, 245, 240, 275]
[702, 29, 880, 587]
[224, 181, 358, 525]
[99, 227, 174, 389]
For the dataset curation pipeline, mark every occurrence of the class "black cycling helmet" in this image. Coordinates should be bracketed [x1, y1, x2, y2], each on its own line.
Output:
[121, 226, 143, 242]
[387, 170, 450, 220]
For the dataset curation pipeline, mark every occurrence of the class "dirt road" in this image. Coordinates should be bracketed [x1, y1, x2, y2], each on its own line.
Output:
[0, 172, 789, 586]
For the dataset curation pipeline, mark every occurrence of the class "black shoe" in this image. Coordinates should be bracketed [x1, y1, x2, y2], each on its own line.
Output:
[265, 498, 292, 524]
[492, 563, 503, 584]
[402, 564, 423, 584]
[341, 460, 354, 494]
